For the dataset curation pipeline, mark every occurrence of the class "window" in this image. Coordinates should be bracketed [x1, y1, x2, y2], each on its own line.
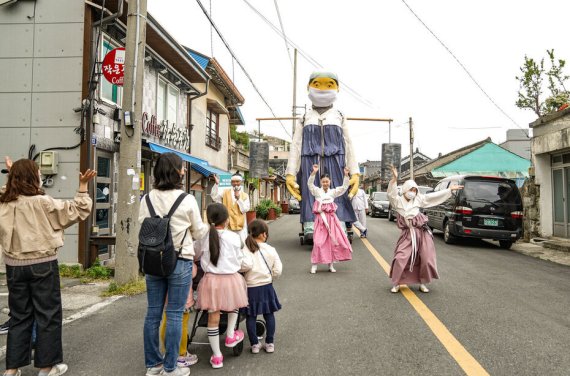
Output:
[100, 35, 123, 106]
[157, 77, 178, 125]
[206, 109, 221, 150]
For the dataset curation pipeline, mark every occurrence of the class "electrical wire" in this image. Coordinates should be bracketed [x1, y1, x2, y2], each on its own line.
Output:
[194, 0, 292, 139]
[399, 0, 529, 139]
[241, 0, 380, 110]
[273, 0, 292, 65]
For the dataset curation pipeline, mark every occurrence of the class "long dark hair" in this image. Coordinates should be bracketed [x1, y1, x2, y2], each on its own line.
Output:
[245, 219, 269, 253]
[0, 159, 44, 203]
[206, 203, 229, 266]
[153, 152, 184, 190]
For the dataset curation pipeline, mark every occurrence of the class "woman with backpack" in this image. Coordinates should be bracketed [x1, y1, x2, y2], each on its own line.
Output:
[138, 153, 209, 376]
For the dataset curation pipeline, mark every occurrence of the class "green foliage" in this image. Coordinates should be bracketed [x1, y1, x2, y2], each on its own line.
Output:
[516, 49, 570, 117]
[59, 259, 113, 281]
[102, 279, 146, 297]
[255, 198, 282, 219]
[230, 124, 250, 150]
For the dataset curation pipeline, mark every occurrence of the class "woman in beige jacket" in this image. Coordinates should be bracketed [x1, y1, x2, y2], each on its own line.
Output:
[0, 158, 95, 376]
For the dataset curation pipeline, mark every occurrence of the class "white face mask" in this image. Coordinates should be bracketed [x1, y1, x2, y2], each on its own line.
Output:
[405, 191, 416, 200]
[308, 87, 337, 107]
[233, 185, 242, 191]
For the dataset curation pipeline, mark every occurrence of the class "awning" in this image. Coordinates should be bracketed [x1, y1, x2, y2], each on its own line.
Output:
[148, 142, 233, 186]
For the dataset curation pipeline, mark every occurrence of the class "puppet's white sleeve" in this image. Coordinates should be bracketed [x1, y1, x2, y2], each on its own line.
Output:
[285, 118, 304, 176]
[211, 184, 222, 203]
[342, 117, 359, 175]
[418, 189, 452, 208]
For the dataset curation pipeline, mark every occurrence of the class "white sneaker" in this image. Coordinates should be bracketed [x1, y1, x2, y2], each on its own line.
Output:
[162, 366, 190, 376]
[146, 366, 163, 376]
[328, 263, 336, 273]
[390, 285, 400, 293]
[46, 364, 68, 376]
[419, 284, 430, 293]
[310, 264, 317, 274]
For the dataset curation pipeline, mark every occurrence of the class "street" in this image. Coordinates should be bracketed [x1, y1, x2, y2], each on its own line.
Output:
[13, 214, 570, 376]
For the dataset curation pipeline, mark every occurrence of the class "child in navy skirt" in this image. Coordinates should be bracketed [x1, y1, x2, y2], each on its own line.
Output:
[243, 220, 283, 353]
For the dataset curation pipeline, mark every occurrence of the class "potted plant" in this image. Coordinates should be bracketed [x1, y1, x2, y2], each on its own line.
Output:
[246, 210, 256, 224]
[255, 199, 282, 220]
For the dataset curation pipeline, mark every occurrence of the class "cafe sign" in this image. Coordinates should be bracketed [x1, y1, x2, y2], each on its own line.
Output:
[102, 48, 125, 86]
[141, 112, 189, 151]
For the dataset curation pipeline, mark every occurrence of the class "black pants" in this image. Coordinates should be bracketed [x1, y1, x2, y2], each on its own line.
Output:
[6, 260, 63, 369]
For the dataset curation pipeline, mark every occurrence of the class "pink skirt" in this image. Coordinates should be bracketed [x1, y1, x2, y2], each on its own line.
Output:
[196, 273, 248, 312]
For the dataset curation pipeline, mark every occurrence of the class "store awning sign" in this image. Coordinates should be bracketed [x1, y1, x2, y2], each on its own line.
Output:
[102, 47, 125, 86]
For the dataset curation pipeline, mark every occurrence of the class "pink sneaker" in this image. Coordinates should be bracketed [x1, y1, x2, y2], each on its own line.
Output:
[224, 329, 245, 348]
[209, 354, 223, 369]
[251, 343, 262, 354]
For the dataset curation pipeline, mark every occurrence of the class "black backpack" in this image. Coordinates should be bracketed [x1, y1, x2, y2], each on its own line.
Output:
[138, 193, 188, 277]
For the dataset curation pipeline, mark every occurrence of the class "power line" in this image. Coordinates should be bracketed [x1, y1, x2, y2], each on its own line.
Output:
[241, 0, 381, 111]
[399, 0, 529, 139]
[273, 0, 292, 65]
[194, 0, 292, 139]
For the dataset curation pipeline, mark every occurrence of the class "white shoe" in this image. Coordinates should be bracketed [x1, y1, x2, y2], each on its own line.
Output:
[46, 364, 68, 376]
[419, 284, 430, 293]
[390, 285, 400, 293]
[310, 264, 317, 274]
[328, 263, 336, 273]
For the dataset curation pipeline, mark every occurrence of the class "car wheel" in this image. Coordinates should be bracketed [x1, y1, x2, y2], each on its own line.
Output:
[300, 236, 304, 246]
[443, 221, 457, 244]
[499, 240, 513, 250]
[387, 210, 394, 222]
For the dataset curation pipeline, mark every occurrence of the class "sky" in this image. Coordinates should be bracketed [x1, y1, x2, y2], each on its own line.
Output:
[148, 0, 570, 163]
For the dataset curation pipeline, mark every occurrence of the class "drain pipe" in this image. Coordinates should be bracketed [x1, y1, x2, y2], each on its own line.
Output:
[100, 0, 124, 24]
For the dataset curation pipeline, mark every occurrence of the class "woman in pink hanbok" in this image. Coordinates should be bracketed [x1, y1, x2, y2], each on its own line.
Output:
[308, 164, 352, 274]
[387, 165, 463, 293]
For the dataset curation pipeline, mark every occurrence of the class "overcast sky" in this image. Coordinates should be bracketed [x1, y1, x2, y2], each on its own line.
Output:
[148, 0, 570, 163]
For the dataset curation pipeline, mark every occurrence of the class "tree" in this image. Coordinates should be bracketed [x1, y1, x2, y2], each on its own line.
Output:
[230, 124, 250, 150]
[516, 49, 569, 117]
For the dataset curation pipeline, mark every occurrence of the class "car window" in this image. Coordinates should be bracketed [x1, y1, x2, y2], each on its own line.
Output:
[372, 192, 388, 201]
[463, 180, 522, 205]
[418, 186, 431, 194]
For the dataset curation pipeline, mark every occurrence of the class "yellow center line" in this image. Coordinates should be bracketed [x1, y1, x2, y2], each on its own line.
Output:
[354, 228, 490, 376]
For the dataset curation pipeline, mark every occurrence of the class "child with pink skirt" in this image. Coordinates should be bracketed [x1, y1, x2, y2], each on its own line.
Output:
[308, 164, 352, 274]
[194, 203, 250, 369]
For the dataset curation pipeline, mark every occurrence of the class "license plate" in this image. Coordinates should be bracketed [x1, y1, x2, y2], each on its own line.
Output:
[484, 218, 499, 226]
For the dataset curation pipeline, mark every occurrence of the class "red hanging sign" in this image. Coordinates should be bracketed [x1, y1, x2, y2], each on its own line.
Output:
[102, 47, 126, 86]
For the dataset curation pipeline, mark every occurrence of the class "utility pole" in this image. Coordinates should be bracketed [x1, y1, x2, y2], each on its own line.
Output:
[409, 116, 414, 180]
[292, 48, 298, 139]
[115, 0, 147, 285]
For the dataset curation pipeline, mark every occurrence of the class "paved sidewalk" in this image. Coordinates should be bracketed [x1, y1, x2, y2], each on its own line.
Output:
[493, 239, 570, 267]
[0, 276, 118, 357]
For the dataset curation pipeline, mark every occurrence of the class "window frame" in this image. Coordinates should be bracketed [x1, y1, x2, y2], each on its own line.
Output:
[99, 34, 123, 107]
[206, 108, 221, 150]
[156, 75, 179, 126]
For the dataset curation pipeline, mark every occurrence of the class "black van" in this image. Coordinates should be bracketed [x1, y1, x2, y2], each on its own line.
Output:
[424, 175, 523, 249]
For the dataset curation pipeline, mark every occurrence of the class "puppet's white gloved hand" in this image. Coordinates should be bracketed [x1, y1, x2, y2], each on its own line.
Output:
[348, 173, 360, 199]
[286, 174, 302, 201]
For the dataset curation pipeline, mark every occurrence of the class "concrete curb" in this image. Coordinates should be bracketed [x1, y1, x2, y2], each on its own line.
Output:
[508, 241, 570, 267]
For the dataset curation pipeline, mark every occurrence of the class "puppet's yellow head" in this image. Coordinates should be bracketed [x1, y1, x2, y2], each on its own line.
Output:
[307, 71, 339, 107]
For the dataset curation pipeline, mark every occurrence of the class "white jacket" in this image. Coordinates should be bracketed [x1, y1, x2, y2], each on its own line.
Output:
[194, 229, 251, 274]
[242, 242, 283, 288]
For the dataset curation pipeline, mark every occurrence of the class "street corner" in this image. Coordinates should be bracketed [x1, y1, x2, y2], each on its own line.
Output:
[509, 240, 570, 267]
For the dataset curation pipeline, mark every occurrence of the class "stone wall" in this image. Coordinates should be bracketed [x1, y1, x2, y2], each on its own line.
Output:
[521, 170, 541, 241]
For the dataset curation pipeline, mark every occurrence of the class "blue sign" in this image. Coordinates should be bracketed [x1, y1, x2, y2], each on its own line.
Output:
[91, 136, 97, 145]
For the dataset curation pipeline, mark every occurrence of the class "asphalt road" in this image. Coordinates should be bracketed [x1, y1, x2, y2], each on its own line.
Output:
[8, 214, 570, 375]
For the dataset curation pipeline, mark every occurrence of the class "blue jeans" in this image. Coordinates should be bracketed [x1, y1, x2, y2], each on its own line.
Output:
[144, 260, 192, 372]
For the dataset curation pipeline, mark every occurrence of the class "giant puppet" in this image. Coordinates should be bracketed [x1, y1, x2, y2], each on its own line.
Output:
[286, 71, 359, 232]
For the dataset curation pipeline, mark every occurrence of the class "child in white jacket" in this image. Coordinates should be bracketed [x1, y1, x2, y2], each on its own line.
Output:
[243, 219, 283, 354]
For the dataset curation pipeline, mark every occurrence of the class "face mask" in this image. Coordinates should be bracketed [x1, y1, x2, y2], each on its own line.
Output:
[308, 87, 337, 107]
[233, 185, 241, 191]
[405, 191, 416, 200]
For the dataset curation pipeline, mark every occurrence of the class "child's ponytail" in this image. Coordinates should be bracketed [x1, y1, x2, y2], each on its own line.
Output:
[245, 219, 269, 253]
[206, 203, 229, 266]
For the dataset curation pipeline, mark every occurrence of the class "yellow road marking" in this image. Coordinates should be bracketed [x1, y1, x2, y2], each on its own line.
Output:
[354, 229, 490, 376]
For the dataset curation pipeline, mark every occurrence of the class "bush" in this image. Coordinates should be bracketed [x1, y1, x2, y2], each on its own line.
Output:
[255, 199, 281, 219]
[59, 259, 113, 281]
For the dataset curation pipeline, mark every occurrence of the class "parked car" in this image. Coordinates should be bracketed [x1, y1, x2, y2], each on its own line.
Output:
[288, 197, 300, 214]
[423, 175, 523, 249]
[368, 191, 390, 217]
[387, 185, 431, 221]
